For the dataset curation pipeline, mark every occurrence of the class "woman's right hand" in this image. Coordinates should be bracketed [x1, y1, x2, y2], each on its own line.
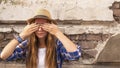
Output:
[19, 23, 39, 40]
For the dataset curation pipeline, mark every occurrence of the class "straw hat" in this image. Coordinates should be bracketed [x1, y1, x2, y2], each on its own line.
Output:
[27, 8, 55, 24]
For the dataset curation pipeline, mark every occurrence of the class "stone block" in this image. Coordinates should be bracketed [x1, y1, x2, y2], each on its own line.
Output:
[0, 28, 12, 33]
[65, 27, 85, 34]
[5, 33, 14, 40]
[0, 63, 25, 68]
[86, 34, 102, 41]
[0, 33, 4, 41]
[97, 34, 120, 62]
[82, 49, 98, 58]
[69, 34, 86, 41]
[113, 9, 120, 16]
[79, 41, 97, 49]
[101, 34, 110, 41]
[0, 40, 9, 48]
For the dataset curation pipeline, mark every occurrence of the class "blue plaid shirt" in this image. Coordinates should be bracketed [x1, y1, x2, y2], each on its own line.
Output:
[6, 40, 81, 68]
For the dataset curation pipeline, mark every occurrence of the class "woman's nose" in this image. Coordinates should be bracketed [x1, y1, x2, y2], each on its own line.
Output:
[38, 26, 43, 31]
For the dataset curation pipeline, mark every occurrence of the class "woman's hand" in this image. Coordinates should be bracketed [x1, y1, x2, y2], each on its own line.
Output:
[42, 23, 78, 52]
[19, 23, 39, 40]
[41, 23, 60, 35]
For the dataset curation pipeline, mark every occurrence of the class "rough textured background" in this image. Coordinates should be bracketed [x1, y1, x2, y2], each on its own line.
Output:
[0, 0, 120, 68]
[0, 0, 115, 20]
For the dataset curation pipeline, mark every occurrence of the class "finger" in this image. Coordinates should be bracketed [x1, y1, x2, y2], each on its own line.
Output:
[41, 25, 49, 29]
[29, 27, 39, 32]
[41, 24, 51, 29]
[31, 25, 39, 29]
[42, 23, 50, 26]
[31, 28, 38, 32]
[30, 24, 39, 28]
[41, 27, 49, 32]
[41, 25, 48, 29]
[29, 23, 38, 26]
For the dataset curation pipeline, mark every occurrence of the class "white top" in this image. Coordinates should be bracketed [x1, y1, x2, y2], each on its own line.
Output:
[37, 48, 46, 68]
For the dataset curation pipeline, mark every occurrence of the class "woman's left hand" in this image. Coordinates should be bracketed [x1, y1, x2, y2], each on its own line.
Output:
[41, 23, 60, 35]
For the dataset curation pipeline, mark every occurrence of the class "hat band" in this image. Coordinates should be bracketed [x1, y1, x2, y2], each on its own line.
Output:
[34, 15, 49, 19]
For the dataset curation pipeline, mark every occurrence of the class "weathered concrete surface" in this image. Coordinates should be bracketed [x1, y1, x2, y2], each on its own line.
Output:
[0, 0, 115, 20]
[97, 34, 120, 62]
[0, 20, 120, 34]
[115, 0, 120, 2]
[0, 62, 120, 68]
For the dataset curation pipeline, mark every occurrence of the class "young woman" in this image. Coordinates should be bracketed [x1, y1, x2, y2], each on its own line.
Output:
[0, 9, 81, 68]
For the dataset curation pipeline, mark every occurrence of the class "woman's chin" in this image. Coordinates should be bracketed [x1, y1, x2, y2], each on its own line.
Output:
[35, 32, 47, 39]
[37, 35, 46, 39]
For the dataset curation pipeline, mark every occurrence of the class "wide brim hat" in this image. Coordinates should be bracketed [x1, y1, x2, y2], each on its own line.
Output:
[27, 8, 56, 24]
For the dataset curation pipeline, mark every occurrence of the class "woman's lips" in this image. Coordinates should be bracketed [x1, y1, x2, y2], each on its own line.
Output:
[36, 32, 45, 34]
[37, 32, 44, 34]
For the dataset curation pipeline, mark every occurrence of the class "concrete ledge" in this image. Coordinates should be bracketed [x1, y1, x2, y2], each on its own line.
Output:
[0, 62, 120, 68]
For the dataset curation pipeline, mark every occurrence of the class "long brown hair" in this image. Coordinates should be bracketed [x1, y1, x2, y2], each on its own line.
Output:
[26, 27, 57, 68]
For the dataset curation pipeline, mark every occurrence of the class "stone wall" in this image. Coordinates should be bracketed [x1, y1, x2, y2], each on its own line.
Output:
[0, 20, 114, 66]
[0, 0, 120, 68]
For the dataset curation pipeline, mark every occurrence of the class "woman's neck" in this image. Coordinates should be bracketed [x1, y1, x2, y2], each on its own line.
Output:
[38, 38, 46, 48]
